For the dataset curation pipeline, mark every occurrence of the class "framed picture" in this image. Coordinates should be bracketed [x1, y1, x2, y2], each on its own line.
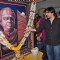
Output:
[0, 1, 34, 59]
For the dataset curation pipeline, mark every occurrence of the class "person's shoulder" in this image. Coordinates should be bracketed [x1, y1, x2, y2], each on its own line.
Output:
[56, 17, 60, 21]
[55, 17, 60, 19]
[43, 19, 48, 23]
[55, 17, 60, 24]
[57, 18, 60, 20]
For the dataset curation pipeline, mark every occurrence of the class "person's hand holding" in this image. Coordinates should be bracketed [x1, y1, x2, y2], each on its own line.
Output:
[28, 26, 36, 32]
[24, 26, 36, 33]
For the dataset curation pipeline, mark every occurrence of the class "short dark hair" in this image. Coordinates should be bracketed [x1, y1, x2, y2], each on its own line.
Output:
[46, 7, 56, 16]
[43, 8, 47, 13]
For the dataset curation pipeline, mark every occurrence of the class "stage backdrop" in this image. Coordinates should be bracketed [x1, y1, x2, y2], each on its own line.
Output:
[0, 2, 34, 59]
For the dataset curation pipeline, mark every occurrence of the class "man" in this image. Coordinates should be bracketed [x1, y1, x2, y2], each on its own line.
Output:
[31, 7, 60, 60]
[0, 7, 17, 54]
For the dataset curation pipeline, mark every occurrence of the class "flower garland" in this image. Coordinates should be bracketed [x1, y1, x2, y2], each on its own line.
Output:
[0, 0, 36, 60]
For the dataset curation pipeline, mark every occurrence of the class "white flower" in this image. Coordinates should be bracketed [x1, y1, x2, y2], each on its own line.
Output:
[20, 12, 25, 16]
[0, 31, 5, 40]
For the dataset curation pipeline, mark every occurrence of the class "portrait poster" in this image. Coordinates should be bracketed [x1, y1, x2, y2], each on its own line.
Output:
[0, 2, 33, 59]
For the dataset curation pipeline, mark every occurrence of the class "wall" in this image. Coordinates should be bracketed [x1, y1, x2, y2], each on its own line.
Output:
[36, 0, 60, 16]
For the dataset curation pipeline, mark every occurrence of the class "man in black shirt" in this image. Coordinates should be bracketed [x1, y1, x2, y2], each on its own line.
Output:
[31, 7, 60, 60]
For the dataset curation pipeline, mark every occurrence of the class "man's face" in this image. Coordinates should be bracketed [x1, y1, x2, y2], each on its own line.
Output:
[1, 10, 14, 30]
[45, 11, 52, 19]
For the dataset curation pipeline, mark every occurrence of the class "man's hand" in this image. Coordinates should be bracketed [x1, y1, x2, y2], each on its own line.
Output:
[24, 26, 36, 33]
[27, 26, 36, 32]
[30, 28, 36, 32]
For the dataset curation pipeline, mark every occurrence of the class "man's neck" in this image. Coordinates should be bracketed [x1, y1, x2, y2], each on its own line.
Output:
[50, 15, 55, 24]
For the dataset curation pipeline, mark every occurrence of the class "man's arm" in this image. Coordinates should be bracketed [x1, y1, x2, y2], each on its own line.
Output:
[33, 21, 45, 32]
[25, 21, 45, 33]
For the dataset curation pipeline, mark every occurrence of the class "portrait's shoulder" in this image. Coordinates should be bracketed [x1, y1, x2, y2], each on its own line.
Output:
[12, 28, 17, 35]
[0, 25, 3, 31]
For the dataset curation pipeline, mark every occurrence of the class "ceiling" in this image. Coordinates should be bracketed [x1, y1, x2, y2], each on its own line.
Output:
[35, 0, 46, 3]
[5, 0, 46, 3]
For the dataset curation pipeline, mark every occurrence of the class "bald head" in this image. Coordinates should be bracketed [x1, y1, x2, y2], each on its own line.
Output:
[0, 7, 15, 19]
[0, 7, 15, 30]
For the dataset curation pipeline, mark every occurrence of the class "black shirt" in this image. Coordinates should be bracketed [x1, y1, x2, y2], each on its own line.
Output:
[36, 17, 60, 45]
